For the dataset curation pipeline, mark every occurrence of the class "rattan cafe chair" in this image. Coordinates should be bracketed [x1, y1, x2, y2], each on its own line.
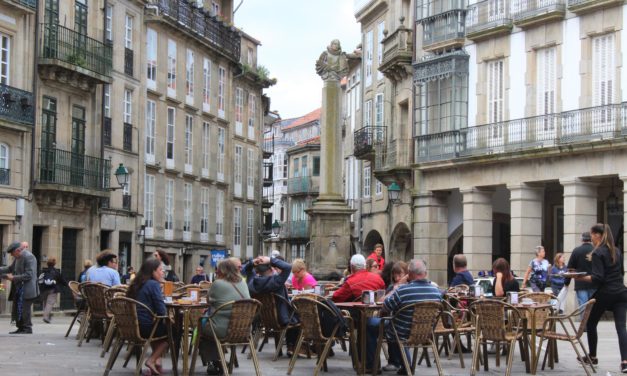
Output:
[65, 281, 87, 339]
[78, 282, 112, 347]
[252, 292, 300, 361]
[101, 285, 129, 357]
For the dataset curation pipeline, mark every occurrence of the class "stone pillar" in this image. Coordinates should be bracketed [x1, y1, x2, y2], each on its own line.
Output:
[561, 179, 597, 255]
[413, 192, 448, 286]
[462, 188, 494, 274]
[620, 176, 627, 284]
[508, 184, 543, 275]
[318, 79, 344, 201]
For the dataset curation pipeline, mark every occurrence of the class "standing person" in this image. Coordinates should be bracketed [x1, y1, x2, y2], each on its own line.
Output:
[574, 223, 627, 373]
[190, 266, 210, 284]
[491, 258, 519, 297]
[0, 241, 39, 334]
[450, 254, 474, 287]
[77, 259, 92, 283]
[121, 266, 136, 285]
[290, 259, 317, 290]
[154, 250, 179, 283]
[550, 253, 567, 313]
[87, 250, 121, 286]
[566, 232, 596, 307]
[522, 246, 551, 292]
[367, 243, 385, 269]
[39, 257, 67, 323]
[126, 259, 171, 375]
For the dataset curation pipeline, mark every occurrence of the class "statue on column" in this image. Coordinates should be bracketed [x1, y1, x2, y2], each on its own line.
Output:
[315, 39, 355, 81]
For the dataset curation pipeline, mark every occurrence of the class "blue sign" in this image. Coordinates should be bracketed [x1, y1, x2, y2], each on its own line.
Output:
[210, 249, 227, 267]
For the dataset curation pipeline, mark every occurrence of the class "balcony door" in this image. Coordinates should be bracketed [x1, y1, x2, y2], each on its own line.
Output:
[592, 33, 615, 134]
[74, 0, 88, 58]
[536, 47, 556, 141]
[40, 97, 57, 183]
[61, 228, 78, 309]
[71, 105, 85, 187]
[487, 59, 504, 149]
[43, 0, 59, 58]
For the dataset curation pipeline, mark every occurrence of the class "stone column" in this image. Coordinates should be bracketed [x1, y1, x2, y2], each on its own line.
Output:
[462, 188, 494, 274]
[561, 179, 597, 255]
[620, 176, 627, 283]
[508, 184, 543, 275]
[414, 192, 448, 286]
[318, 78, 344, 201]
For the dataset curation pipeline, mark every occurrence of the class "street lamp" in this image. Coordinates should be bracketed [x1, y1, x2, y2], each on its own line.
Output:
[137, 224, 146, 258]
[387, 182, 402, 205]
[110, 163, 130, 191]
[271, 220, 281, 236]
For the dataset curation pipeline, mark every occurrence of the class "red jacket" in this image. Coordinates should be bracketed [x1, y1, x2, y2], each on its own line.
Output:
[367, 252, 385, 268]
[332, 270, 385, 302]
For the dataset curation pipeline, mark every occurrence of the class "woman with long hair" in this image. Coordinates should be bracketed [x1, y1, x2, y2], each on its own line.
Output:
[491, 258, 519, 297]
[575, 223, 627, 373]
[550, 252, 568, 313]
[126, 258, 169, 375]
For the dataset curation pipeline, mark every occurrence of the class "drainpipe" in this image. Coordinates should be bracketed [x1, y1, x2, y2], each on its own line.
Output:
[30, 0, 40, 194]
[100, 0, 108, 163]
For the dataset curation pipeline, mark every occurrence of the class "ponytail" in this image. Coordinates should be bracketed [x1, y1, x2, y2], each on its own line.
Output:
[591, 223, 617, 264]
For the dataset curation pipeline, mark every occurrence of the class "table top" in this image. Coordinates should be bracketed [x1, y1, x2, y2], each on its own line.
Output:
[335, 301, 383, 308]
[514, 303, 552, 310]
[165, 300, 209, 308]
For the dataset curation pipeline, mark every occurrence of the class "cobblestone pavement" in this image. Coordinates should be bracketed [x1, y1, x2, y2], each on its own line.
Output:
[0, 314, 622, 375]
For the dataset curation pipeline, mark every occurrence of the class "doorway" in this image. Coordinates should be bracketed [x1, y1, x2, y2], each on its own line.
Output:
[61, 228, 78, 309]
[118, 231, 132, 275]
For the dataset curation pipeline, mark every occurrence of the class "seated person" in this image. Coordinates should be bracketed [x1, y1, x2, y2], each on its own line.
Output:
[450, 254, 474, 287]
[87, 250, 121, 286]
[366, 258, 382, 274]
[332, 254, 385, 303]
[200, 259, 250, 375]
[291, 258, 317, 290]
[491, 257, 519, 297]
[126, 259, 169, 375]
[190, 266, 210, 284]
[366, 259, 442, 373]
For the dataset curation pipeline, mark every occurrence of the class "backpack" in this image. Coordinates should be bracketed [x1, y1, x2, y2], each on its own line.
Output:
[38, 268, 57, 287]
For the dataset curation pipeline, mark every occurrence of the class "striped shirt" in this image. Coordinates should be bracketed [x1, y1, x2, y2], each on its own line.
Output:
[383, 279, 442, 339]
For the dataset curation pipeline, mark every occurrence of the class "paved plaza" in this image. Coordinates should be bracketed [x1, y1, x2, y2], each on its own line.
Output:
[0, 314, 622, 375]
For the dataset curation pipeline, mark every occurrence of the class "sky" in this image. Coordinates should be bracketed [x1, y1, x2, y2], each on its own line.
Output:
[235, 0, 362, 120]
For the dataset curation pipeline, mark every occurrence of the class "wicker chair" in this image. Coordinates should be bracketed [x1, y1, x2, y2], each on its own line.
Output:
[65, 281, 87, 338]
[470, 300, 529, 376]
[199, 281, 213, 290]
[103, 297, 176, 376]
[372, 301, 444, 376]
[287, 296, 356, 376]
[447, 284, 470, 295]
[432, 299, 474, 368]
[100, 285, 129, 357]
[78, 283, 112, 347]
[535, 299, 596, 376]
[252, 292, 300, 360]
[190, 299, 262, 376]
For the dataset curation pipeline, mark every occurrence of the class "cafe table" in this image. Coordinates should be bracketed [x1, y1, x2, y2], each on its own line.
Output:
[166, 299, 210, 376]
[335, 301, 382, 375]
[513, 302, 553, 374]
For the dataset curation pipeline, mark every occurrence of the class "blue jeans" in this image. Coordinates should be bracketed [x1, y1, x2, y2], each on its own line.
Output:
[576, 289, 596, 307]
[366, 318, 408, 370]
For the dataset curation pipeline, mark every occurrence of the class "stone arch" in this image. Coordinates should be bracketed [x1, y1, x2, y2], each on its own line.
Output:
[389, 222, 413, 262]
[363, 230, 384, 258]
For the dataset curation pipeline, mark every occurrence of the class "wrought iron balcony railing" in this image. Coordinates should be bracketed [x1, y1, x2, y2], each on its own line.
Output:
[263, 162, 273, 187]
[0, 83, 34, 125]
[124, 47, 133, 76]
[0, 168, 9, 185]
[421, 10, 466, 50]
[567, 0, 623, 14]
[287, 220, 309, 238]
[287, 176, 319, 195]
[36, 148, 111, 191]
[40, 23, 112, 78]
[415, 103, 627, 162]
[417, 0, 467, 20]
[374, 139, 412, 171]
[354, 126, 387, 159]
[466, 0, 513, 40]
[511, 0, 566, 27]
[152, 0, 241, 62]
[7, 0, 35, 9]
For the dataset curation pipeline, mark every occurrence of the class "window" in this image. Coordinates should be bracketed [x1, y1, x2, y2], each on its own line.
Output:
[167, 39, 177, 96]
[293, 158, 300, 178]
[247, 47, 254, 65]
[0, 33, 9, 85]
[235, 87, 243, 135]
[211, 1, 220, 16]
[375, 93, 384, 127]
[74, 0, 87, 39]
[71, 105, 86, 156]
[365, 30, 373, 87]
[146, 28, 157, 88]
[41, 96, 57, 150]
[144, 174, 155, 235]
[183, 183, 192, 238]
[301, 156, 308, 176]
[537, 47, 556, 116]
[217, 127, 225, 181]
[487, 59, 504, 124]
[283, 154, 288, 178]
[375, 180, 382, 196]
[248, 93, 256, 139]
[216, 190, 224, 242]
[200, 187, 209, 241]
[234, 145, 242, 197]
[246, 207, 254, 247]
[234, 206, 241, 253]
[183, 115, 193, 173]
[0, 143, 9, 185]
[124, 14, 133, 49]
[313, 156, 320, 176]
[247, 148, 254, 199]
[364, 100, 372, 127]
[592, 34, 615, 107]
[105, 5, 113, 43]
[218, 66, 226, 118]
[363, 166, 371, 198]
[186, 49, 194, 103]
[202, 122, 210, 176]
[145, 100, 156, 163]
[203, 58, 211, 111]
[166, 107, 175, 167]
[377, 21, 385, 80]
[123, 89, 132, 124]
[165, 179, 174, 238]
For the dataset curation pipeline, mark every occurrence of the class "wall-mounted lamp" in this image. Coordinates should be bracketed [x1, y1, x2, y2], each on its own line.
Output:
[271, 220, 281, 236]
[387, 182, 402, 205]
[109, 163, 130, 191]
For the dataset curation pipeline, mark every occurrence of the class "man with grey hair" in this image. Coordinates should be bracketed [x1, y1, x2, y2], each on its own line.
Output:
[332, 254, 384, 303]
[365, 259, 442, 373]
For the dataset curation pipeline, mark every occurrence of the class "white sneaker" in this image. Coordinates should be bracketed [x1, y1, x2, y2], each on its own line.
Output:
[382, 364, 400, 372]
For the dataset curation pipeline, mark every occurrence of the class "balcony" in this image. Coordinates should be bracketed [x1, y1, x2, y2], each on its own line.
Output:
[35, 148, 111, 194]
[421, 10, 467, 52]
[262, 197, 273, 209]
[354, 126, 387, 160]
[466, 0, 513, 41]
[417, 0, 468, 20]
[122, 194, 131, 210]
[39, 23, 112, 88]
[3, 0, 36, 13]
[287, 220, 309, 239]
[512, 0, 566, 29]
[0, 168, 9, 185]
[124, 48, 133, 76]
[373, 139, 412, 186]
[263, 162, 273, 187]
[414, 103, 627, 163]
[147, 0, 241, 63]
[567, 0, 623, 14]
[379, 24, 413, 82]
[263, 135, 274, 158]
[0, 83, 34, 126]
[287, 176, 319, 195]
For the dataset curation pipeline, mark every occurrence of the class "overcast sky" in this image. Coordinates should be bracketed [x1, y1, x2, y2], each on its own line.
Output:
[235, 0, 362, 120]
